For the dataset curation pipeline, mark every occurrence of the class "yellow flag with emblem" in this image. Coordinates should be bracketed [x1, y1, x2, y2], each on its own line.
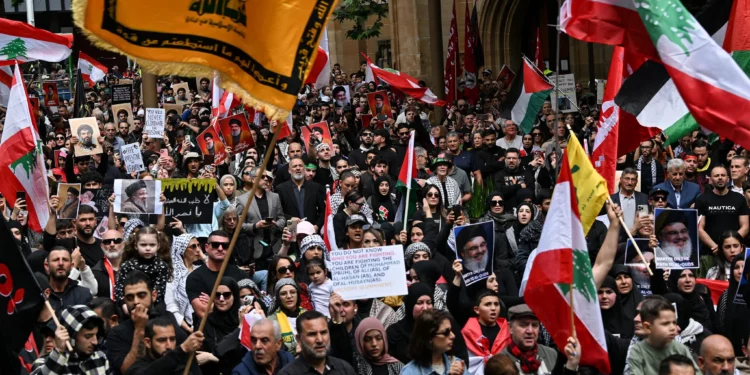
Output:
[72, 0, 337, 120]
[566, 132, 609, 234]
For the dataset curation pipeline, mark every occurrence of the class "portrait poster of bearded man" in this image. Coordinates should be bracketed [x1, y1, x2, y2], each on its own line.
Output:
[57, 183, 82, 219]
[70, 117, 104, 156]
[453, 221, 494, 286]
[654, 208, 700, 269]
[217, 113, 255, 154]
[114, 179, 163, 215]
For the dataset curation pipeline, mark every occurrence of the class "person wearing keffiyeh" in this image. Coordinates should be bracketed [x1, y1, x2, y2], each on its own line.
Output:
[32, 305, 110, 375]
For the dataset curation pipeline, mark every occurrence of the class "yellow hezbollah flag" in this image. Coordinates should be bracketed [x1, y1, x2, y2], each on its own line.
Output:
[566, 132, 609, 234]
[72, 0, 336, 120]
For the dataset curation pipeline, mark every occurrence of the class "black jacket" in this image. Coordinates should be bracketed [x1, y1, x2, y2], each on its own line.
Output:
[91, 259, 118, 299]
[125, 346, 201, 375]
[47, 278, 93, 313]
[276, 180, 326, 229]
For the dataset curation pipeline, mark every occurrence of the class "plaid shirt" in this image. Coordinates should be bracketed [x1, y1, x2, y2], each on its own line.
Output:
[32, 348, 109, 375]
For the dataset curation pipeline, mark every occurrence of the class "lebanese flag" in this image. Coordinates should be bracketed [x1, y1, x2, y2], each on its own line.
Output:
[362, 53, 447, 106]
[238, 310, 265, 350]
[521, 149, 610, 374]
[0, 18, 72, 65]
[560, 0, 658, 61]
[322, 186, 339, 252]
[304, 28, 330, 90]
[462, 1, 479, 105]
[0, 66, 11, 107]
[635, 0, 750, 151]
[444, 0, 458, 105]
[78, 52, 108, 87]
[508, 57, 554, 133]
[591, 47, 626, 194]
[0, 63, 50, 232]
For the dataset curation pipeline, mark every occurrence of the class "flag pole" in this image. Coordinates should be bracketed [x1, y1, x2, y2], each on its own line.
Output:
[182, 124, 281, 375]
[553, 0, 563, 178]
[569, 283, 576, 338]
[522, 53, 583, 114]
[403, 130, 415, 224]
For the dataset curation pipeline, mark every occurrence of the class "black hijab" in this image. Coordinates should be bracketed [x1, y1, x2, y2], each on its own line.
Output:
[600, 276, 633, 338]
[610, 265, 643, 325]
[719, 255, 750, 355]
[412, 260, 442, 291]
[667, 269, 711, 328]
[205, 277, 240, 350]
[370, 175, 396, 222]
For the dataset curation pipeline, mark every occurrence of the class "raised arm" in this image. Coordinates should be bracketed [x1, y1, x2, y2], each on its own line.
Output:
[593, 202, 622, 290]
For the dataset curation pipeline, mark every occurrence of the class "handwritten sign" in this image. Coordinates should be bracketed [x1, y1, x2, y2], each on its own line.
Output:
[329, 245, 408, 300]
[121, 143, 145, 174]
[145, 108, 165, 139]
[160, 179, 215, 224]
[83, 186, 115, 218]
[111, 84, 132, 105]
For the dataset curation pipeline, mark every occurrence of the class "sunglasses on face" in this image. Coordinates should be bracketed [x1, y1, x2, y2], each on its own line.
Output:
[426, 192, 440, 198]
[491, 200, 504, 206]
[277, 265, 295, 274]
[210, 241, 230, 249]
[102, 238, 124, 245]
[187, 243, 200, 249]
[217, 292, 233, 299]
[652, 196, 667, 202]
[362, 133, 373, 137]
[56, 136, 65, 140]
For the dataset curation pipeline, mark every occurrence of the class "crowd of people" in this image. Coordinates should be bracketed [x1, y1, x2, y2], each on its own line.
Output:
[5, 59, 750, 375]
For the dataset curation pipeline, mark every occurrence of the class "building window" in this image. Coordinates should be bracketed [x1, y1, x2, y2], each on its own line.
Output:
[376, 40, 391, 68]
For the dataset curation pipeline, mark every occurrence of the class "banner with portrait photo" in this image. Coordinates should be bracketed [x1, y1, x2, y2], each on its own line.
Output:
[195, 76, 212, 99]
[163, 103, 184, 121]
[734, 249, 750, 305]
[69, 117, 103, 156]
[218, 113, 255, 154]
[453, 221, 494, 286]
[114, 179, 163, 215]
[196, 126, 227, 165]
[329, 245, 408, 300]
[111, 103, 134, 132]
[332, 85, 350, 108]
[57, 183, 82, 219]
[29, 97, 40, 116]
[42, 82, 59, 107]
[172, 82, 192, 105]
[654, 208, 699, 269]
[367, 91, 392, 119]
[160, 179, 216, 224]
[300, 121, 333, 153]
[496, 65, 516, 90]
[83, 186, 115, 218]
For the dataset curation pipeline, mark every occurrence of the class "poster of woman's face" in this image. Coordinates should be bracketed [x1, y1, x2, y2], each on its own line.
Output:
[453, 221, 495, 286]
[113, 179, 163, 215]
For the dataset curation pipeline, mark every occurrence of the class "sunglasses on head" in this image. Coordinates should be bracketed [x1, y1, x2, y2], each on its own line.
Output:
[102, 238, 123, 245]
[217, 292, 233, 299]
[277, 265, 295, 274]
[210, 241, 230, 249]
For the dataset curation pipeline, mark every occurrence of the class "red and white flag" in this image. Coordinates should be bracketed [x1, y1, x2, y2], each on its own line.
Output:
[462, 1, 479, 105]
[521, 149, 610, 374]
[534, 28, 543, 69]
[444, 0, 458, 105]
[322, 186, 339, 252]
[0, 63, 50, 232]
[304, 28, 330, 90]
[591, 46, 625, 194]
[0, 18, 72, 65]
[363, 53, 447, 106]
[0, 66, 12, 107]
[78, 52, 108, 87]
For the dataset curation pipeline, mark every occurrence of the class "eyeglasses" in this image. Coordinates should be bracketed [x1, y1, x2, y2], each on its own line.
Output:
[351, 201, 364, 207]
[243, 171, 253, 176]
[491, 200, 503, 206]
[277, 265, 295, 274]
[209, 241, 230, 249]
[217, 292, 233, 299]
[102, 238, 123, 245]
[55, 136, 65, 140]
[435, 329, 452, 337]
[362, 133, 373, 137]
[532, 133, 542, 137]
[426, 192, 440, 198]
[652, 196, 667, 202]
[187, 243, 200, 249]
[225, 217, 238, 222]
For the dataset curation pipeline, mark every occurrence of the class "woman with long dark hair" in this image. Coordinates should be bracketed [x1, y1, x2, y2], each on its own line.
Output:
[401, 310, 469, 375]
[266, 255, 313, 312]
[706, 230, 743, 280]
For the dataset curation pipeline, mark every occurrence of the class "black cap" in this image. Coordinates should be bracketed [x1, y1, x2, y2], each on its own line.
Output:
[649, 187, 668, 198]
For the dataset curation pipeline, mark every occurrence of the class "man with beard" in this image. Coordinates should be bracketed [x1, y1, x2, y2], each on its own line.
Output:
[227, 117, 251, 149]
[313, 142, 337, 187]
[697, 335, 737, 375]
[277, 157, 326, 231]
[33, 305, 109, 374]
[203, 132, 217, 156]
[682, 153, 707, 192]
[456, 224, 491, 273]
[89, 297, 121, 340]
[107, 271, 192, 375]
[333, 86, 349, 108]
[492, 148, 536, 209]
[655, 211, 695, 267]
[475, 129, 506, 187]
[125, 316, 205, 374]
[693, 139, 713, 178]
[175, 87, 189, 103]
[45, 246, 94, 314]
[635, 139, 665, 193]
[75, 205, 103, 267]
[181, 152, 202, 179]
[348, 129, 375, 171]
[372, 93, 386, 115]
[198, 77, 211, 96]
[121, 180, 149, 213]
[104, 122, 125, 151]
[60, 186, 81, 219]
[234, 319, 294, 375]
[92, 229, 125, 299]
[696, 165, 749, 254]
[272, 142, 303, 189]
[279, 311, 356, 375]
[77, 124, 98, 152]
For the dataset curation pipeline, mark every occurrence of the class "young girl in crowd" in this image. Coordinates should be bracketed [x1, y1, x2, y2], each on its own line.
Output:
[307, 259, 333, 317]
[114, 226, 172, 308]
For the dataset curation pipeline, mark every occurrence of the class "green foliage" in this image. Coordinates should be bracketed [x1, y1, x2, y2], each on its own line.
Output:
[333, 0, 388, 41]
[11, 0, 25, 7]
[468, 177, 494, 220]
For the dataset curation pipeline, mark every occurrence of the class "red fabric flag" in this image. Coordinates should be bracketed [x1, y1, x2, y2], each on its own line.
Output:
[463, 1, 479, 105]
[444, 0, 458, 105]
[535, 28, 543, 69]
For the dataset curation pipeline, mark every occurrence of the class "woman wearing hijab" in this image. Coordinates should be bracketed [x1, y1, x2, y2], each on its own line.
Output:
[201, 277, 246, 375]
[410, 260, 448, 311]
[386, 283, 435, 364]
[166, 234, 203, 333]
[609, 265, 643, 328]
[368, 175, 397, 223]
[354, 317, 404, 375]
[667, 269, 714, 331]
[599, 276, 633, 338]
[717, 255, 750, 355]
[268, 278, 307, 356]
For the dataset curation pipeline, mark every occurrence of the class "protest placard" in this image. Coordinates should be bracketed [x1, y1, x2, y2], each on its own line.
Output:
[120, 143, 145, 174]
[69, 117, 103, 156]
[112, 103, 134, 131]
[57, 183, 81, 219]
[83, 186, 114, 218]
[114, 179, 163, 214]
[111, 84, 132, 105]
[453, 221, 495, 286]
[329, 245, 408, 300]
[734, 249, 750, 305]
[654, 208, 699, 269]
[145, 108, 165, 139]
[160, 179, 216, 224]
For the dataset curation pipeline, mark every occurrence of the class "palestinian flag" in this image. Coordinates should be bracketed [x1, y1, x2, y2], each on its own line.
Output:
[363, 53, 447, 106]
[508, 57, 553, 133]
[725, 0, 750, 76]
[614, 0, 733, 147]
[0, 63, 50, 232]
[396, 130, 419, 222]
[77, 52, 108, 87]
[521, 148, 610, 374]
[635, 0, 750, 151]
[0, 18, 71, 65]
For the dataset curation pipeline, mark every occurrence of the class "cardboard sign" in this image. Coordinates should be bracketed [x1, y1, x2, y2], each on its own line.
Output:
[29, 97, 40, 115]
[549, 73, 577, 113]
[734, 249, 750, 305]
[160, 178, 216, 224]
[69, 117, 104, 156]
[120, 143, 145, 174]
[111, 84, 133, 105]
[218, 113, 254, 153]
[111, 103, 134, 131]
[163, 103, 184, 120]
[367, 91, 392, 119]
[145, 108, 165, 139]
[172, 82, 191, 105]
[300, 121, 333, 153]
[330, 245, 408, 300]
[654, 208, 700, 269]
[196, 126, 226, 165]
[114, 179, 163, 214]
[496, 64, 516, 90]
[42, 82, 59, 107]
